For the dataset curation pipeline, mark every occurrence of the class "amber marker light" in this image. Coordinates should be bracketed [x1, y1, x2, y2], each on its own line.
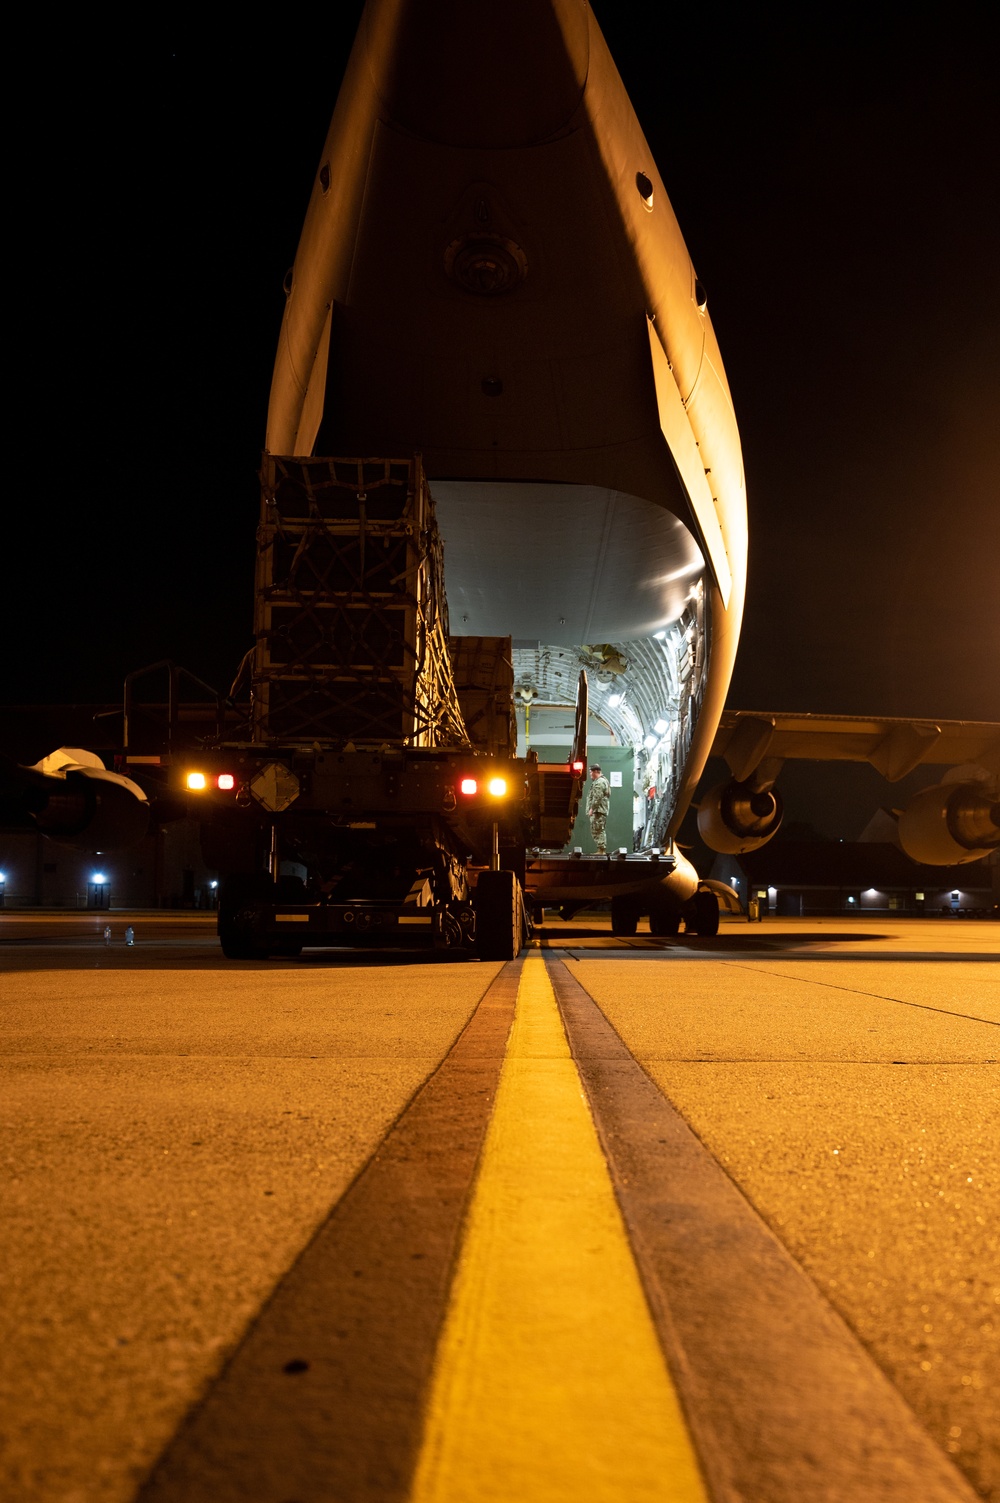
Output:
[216, 774, 236, 791]
[460, 777, 478, 795]
[487, 777, 508, 798]
[186, 772, 207, 791]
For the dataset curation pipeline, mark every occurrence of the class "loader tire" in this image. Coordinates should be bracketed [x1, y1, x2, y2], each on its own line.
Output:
[474, 870, 522, 961]
[218, 874, 272, 960]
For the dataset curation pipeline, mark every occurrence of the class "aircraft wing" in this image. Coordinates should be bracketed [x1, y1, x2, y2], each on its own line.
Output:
[711, 712, 1000, 784]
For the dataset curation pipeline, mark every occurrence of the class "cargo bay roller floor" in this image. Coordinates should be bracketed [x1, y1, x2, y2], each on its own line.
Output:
[1, 915, 996, 1502]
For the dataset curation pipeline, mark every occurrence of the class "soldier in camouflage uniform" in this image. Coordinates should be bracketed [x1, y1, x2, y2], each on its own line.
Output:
[587, 763, 611, 854]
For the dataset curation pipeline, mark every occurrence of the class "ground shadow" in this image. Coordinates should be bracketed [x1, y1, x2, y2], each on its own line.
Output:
[534, 925, 891, 949]
[0, 935, 483, 972]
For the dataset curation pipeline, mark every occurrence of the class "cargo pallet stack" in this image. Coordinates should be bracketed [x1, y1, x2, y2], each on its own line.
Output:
[253, 455, 468, 750]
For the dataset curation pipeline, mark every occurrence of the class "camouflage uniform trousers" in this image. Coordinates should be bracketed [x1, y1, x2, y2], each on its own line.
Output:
[589, 812, 607, 854]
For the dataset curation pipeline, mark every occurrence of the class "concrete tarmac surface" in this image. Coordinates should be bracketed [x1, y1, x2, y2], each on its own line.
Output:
[1, 912, 996, 1501]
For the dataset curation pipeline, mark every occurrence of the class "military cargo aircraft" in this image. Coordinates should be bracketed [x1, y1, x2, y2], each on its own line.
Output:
[4, 0, 997, 940]
[261, 0, 998, 925]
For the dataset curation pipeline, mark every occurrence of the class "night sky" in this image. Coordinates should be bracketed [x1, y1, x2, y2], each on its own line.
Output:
[10, 5, 999, 832]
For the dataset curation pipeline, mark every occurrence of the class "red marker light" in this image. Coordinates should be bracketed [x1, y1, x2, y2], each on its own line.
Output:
[571, 760, 584, 774]
[460, 777, 478, 795]
[217, 774, 236, 791]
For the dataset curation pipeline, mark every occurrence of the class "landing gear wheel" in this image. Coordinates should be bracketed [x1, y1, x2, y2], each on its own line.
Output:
[474, 870, 522, 961]
[611, 895, 640, 936]
[648, 899, 681, 937]
[692, 889, 720, 937]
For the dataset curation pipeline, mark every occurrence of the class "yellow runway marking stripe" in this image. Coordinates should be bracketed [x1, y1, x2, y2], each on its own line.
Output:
[410, 956, 707, 1503]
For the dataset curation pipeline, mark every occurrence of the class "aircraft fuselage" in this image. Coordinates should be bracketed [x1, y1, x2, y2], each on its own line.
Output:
[268, 0, 748, 860]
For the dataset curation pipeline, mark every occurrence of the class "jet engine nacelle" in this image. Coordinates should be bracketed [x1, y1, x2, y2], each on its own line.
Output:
[897, 782, 1000, 866]
[697, 778, 784, 855]
[26, 748, 150, 851]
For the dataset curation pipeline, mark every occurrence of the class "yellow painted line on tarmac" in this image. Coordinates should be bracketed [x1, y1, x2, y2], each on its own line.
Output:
[409, 955, 707, 1503]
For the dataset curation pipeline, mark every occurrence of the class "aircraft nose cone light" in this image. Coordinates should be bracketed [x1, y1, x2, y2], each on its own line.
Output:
[460, 777, 478, 796]
[186, 772, 207, 791]
[488, 777, 508, 798]
[216, 774, 235, 791]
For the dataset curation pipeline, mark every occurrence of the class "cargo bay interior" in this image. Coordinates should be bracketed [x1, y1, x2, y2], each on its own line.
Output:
[435, 481, 711, 853]
[509, 603, 708, 854]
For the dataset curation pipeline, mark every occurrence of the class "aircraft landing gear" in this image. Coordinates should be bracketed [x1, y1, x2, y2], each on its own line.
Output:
[687, 889, 720, 937]
[648, 896, 681, 936]
[611, 895, 640, 935]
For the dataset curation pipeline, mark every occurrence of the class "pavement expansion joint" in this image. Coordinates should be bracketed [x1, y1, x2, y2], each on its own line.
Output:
[552, 946, 1000, 963]
[717, 960, 1000, 1027]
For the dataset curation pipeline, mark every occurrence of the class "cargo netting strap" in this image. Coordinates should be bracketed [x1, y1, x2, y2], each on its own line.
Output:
[251, 456, 469, 748]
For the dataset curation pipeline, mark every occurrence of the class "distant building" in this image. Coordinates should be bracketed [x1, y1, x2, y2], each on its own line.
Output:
[0, 821, 217, 911]
[711, 843, 998, 918]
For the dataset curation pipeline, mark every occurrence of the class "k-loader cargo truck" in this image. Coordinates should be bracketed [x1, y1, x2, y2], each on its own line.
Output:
[142, 454, 587, 962]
